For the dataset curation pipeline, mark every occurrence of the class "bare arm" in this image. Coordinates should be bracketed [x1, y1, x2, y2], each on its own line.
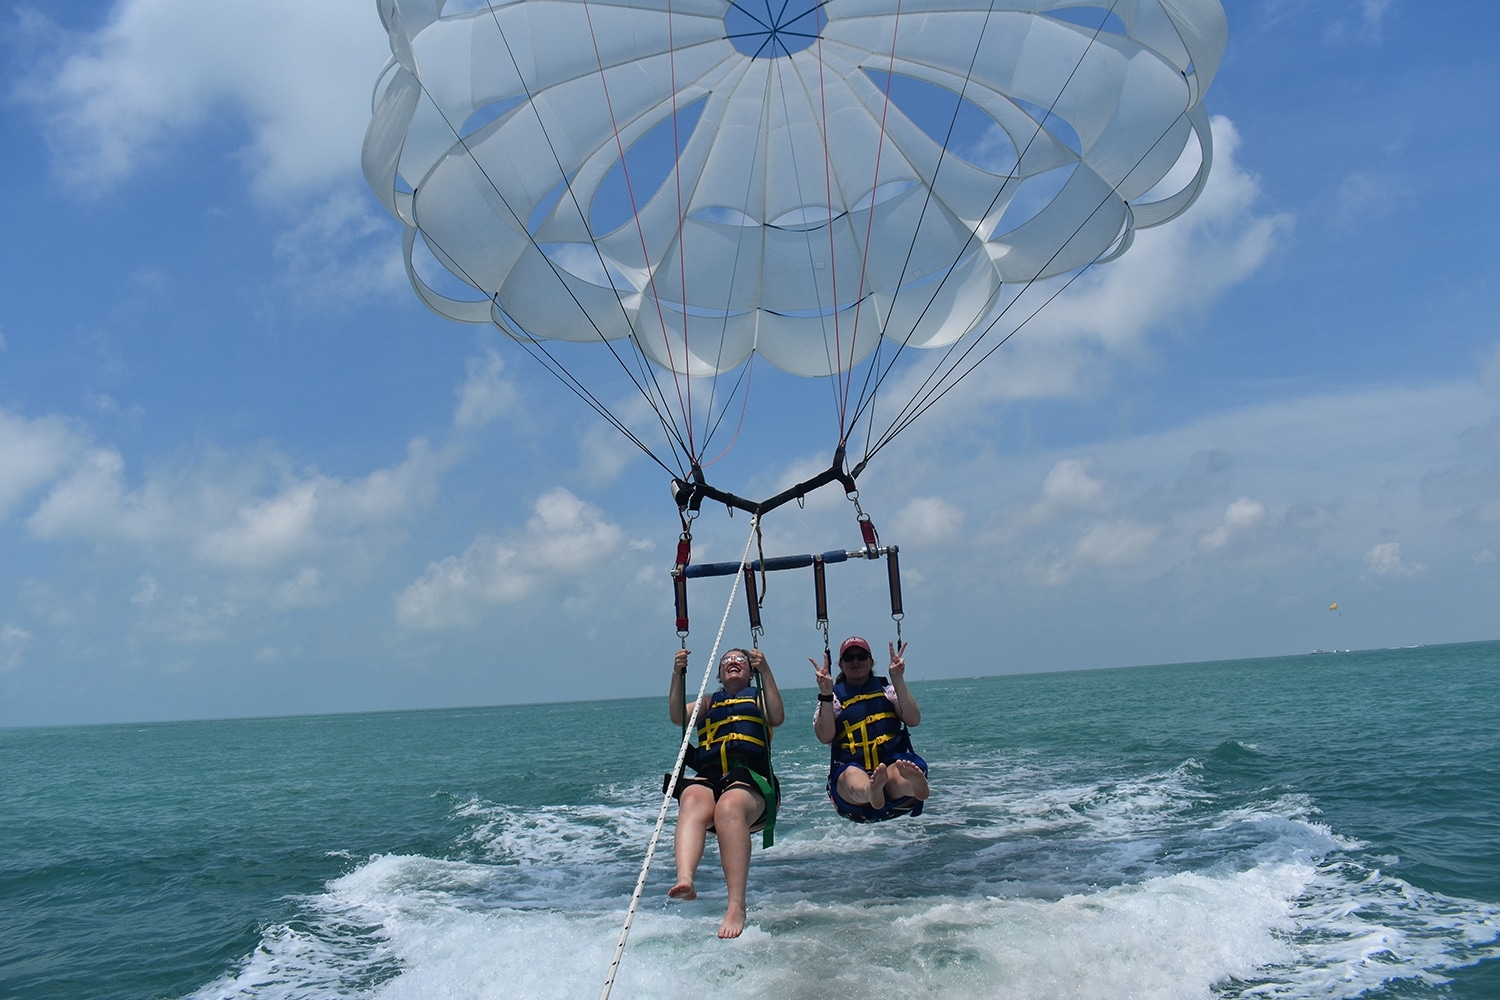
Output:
[811, 653, 837, 744]
[668, 648, 694, 726]
[887, 640, 921, 727]
[748, 649, 785, 727]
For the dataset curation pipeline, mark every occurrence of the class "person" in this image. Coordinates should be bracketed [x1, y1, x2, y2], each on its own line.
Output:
[667, 645, 785, 938]
[811, 635, 929, 822]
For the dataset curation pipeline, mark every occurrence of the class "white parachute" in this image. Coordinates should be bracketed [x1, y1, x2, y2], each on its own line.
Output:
[364, 0, 1227, 496]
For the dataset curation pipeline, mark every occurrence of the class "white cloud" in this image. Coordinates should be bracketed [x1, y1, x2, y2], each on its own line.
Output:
[196, 439, 451, 569]
[28, 0, 387, 197]
[273, 187, 407, 303]
[1324, 0, 1393, 44]
[0, 410, 90, 520]
[1, 625, 31, 671]
[26, 446, 164, 542]
[889, 496, 964, 546]
[1033, 117, 1288, 351]
[1197, 496, 1267, 552]
[197, 481, 320, 568]
[273, 568, 323, 609]
[1074, 520, 1160, 567]
[132, 591, 240, 646]
[28, 436, 452, 572]
[1027, 457, 1110, 523]
[397, 488, 625, 628]
[1363, 541, 1417, 578]
[453, 348, 517, 430]
[915, 359, 1498, 601]
[873, 115, 1289, 418]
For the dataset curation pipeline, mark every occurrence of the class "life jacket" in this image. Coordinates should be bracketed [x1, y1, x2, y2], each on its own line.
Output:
[692, 686, 771, 779]
[831, 675, 914, 772]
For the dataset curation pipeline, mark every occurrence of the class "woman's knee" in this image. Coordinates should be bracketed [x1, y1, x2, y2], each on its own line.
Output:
[837, 768, 869, 800]
[679, 786, 716, 820]
[714, 787, 761, 826]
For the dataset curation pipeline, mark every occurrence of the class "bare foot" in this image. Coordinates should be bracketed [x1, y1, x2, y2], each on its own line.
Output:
[868, 763, 889, 810]
[889, 759, 930, 801]
[718, 903, 746, 939]
[669, 881, 697, 901]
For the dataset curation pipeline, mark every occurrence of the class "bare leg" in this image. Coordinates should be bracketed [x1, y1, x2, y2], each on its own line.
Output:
[711, 786, 763, 939]
[671, 785, 715, 901]
[885, 760, 930, 802]
[838, 763, 888, 810]
[867, 763, 889, 811]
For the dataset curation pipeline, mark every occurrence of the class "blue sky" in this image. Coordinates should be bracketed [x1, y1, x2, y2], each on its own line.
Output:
[1, 0, 1496, 727]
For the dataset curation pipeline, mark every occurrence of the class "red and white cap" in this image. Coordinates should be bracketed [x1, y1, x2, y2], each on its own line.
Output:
[839, 636, 871, 657]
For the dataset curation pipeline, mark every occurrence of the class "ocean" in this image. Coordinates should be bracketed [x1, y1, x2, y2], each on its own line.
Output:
[2, 641, 1498, 999]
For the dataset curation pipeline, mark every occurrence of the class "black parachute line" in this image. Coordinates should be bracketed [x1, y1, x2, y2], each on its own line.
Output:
[369, 0, 1218, 515]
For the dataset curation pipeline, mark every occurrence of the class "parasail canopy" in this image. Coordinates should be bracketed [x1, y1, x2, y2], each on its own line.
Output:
[365, 0, 1228, 508]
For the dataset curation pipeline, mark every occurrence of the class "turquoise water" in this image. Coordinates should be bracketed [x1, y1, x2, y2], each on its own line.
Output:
[2, 642, 1498, 998]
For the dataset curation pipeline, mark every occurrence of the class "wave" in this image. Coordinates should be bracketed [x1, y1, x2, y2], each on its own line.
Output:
[186, 750, 1500, 999]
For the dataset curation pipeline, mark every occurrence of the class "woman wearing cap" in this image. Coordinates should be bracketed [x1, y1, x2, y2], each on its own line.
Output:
[667, 646, 785, 938]
[811, 636, 929, 822]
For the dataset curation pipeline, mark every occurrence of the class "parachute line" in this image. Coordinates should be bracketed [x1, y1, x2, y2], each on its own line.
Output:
[599, 516, 762, 1000]
[414, 2, 716, 477]
[368, 0, 1225, 512]
[578, 0, 699, 457]
[865, 108, 1195, 462]
[846, 0, 1181, 464]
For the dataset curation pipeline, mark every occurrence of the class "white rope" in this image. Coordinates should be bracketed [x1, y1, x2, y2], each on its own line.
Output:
[599, 514, 761, 1000]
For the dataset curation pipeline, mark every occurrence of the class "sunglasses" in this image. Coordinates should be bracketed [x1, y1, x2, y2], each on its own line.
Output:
[840, 649, 871, 663]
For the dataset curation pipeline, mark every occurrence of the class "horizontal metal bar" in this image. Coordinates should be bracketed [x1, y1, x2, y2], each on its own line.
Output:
[679, 546, 892, 579]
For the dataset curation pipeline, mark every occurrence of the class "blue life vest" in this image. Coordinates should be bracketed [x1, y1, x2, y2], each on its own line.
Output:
[831, 675, 914, 771]
[693, 686, 771, 779]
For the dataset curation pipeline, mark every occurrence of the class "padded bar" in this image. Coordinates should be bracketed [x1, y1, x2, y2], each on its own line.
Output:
[682, 548, 855, 579]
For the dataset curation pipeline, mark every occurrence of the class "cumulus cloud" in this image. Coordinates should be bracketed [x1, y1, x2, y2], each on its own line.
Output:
[889, 496, 964, 546]
[201, 440, 451, 568]
[28, 436, 453, 572]
[0, 410, 90, 520]
[26, 447, 163, 542]
[875, 115, 1290, 419]
[1026, 457, 1111, 523]
[453, 348, 518, 430]
[989, 371, 1497, 598]
[1029, 117, 1288, 352]
[272, 187, 407, 304]
[396, 488, 625, 628]
[1041, 519, 1161, 585]
[1197, 496, 1268, 552]
[1364, 541, 1418, 578]
[197, 481, 321, 568]
[25, 0, 387, 197]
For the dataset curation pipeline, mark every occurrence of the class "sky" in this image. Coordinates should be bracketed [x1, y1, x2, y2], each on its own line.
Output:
[1, 0, 1496, 727]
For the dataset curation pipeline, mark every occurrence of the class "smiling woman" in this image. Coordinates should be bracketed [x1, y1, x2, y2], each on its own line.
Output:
[666, 644, 786, 937]
[812, 634, 929, 822]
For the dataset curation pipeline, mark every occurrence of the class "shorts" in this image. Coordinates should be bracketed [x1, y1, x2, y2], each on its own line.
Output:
[828, 752, 928, 823]
[670, 766, 780, 837]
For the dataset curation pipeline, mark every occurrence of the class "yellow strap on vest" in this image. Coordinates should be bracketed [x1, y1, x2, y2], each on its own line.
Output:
[837, 701, 900, 771]
[699, 703, 769, 776]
